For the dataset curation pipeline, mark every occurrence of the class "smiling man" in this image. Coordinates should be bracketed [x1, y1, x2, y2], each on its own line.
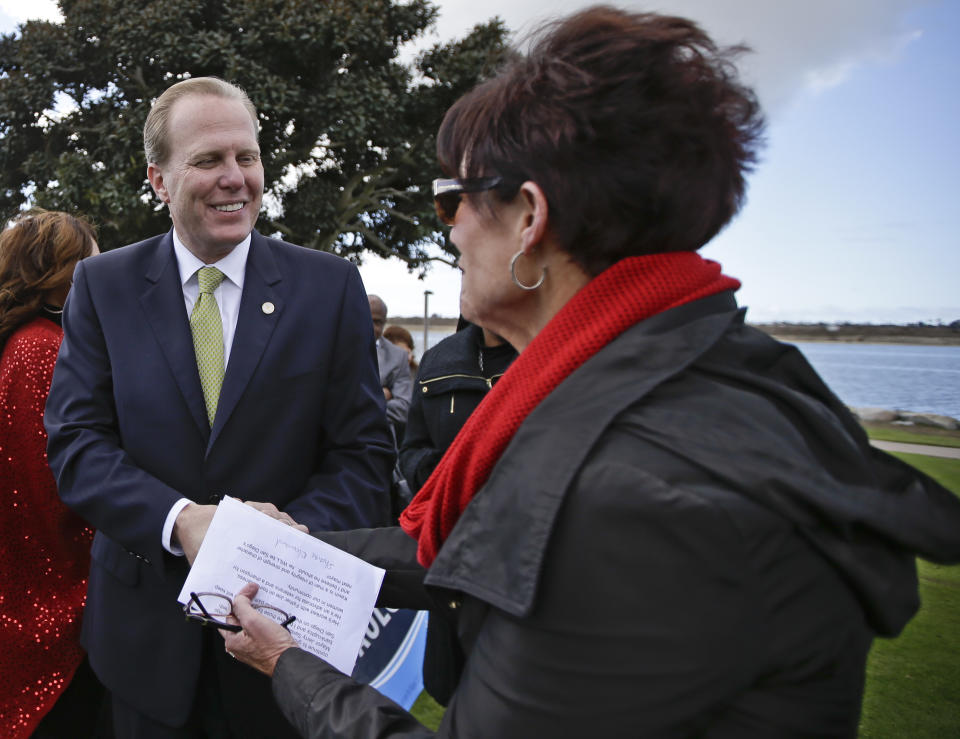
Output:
[44, 77, 394, 739]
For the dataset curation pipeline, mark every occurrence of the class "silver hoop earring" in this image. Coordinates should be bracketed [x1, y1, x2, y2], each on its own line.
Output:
[510, 250, 546, 291]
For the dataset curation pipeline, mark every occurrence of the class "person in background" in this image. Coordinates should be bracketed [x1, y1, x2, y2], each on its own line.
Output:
[399, 319, 515, 493]
[44, 77, 393, 739]
[398, 318, 516, 705]
[369, 295, 413, 439]
[0, 210, 106, 738]
[221, 7, 960, 737]
[383, 324, 419, 379]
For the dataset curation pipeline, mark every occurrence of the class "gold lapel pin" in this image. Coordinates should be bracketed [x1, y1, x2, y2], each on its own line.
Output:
[261, 302, 275, 315]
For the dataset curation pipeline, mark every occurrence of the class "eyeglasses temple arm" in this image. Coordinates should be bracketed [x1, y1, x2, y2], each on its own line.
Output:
[189, 591, 214, 620]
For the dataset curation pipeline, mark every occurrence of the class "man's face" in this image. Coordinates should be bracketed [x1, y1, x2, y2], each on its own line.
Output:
[147, 94, 264, 263]
[369, 298, 386, 340]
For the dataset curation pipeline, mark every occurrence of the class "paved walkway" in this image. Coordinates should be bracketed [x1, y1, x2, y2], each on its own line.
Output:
[870, 439, 960, 460]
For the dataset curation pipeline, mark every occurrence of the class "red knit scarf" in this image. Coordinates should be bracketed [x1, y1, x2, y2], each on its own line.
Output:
[399, 251, 740, 567]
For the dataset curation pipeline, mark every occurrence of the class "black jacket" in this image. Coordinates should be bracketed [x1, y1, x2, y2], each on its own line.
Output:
[272, 292, 960, 738]
[398, 324, 517, 702]
[399, 324, 516, 492]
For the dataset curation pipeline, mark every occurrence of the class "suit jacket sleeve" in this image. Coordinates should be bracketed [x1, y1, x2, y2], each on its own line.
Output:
[45, 258, 185, 572]
[281, 264, 395, 530]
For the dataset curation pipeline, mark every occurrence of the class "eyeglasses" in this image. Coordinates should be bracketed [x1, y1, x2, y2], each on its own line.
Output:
[184, 591, 296, 633]
[432, 176, 507, 226]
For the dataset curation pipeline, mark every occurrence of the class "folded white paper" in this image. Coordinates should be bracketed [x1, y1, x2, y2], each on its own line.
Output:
[178, 496, 385, 675]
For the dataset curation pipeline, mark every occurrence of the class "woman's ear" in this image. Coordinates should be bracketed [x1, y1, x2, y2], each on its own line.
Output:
[518, 181, 550, 253]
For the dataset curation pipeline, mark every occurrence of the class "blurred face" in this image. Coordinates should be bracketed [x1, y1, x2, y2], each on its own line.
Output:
[369, 298, 386, 340]
[48, 238, 100, 307]
[147, 94, 263, 263]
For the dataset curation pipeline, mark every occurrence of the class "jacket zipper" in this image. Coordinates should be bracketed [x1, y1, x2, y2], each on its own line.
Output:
[417, 372, 507, 413]
[419, 371, 507, 388]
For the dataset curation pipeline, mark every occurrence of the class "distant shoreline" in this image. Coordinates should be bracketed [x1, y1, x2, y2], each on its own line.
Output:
[390, 317, 459, 327]
[755, 325, 960, 346]
[389, 318, 960, 346]
[766, 334, 960, 346]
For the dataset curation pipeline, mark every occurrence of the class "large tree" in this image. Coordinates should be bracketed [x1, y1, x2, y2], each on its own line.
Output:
[0, 0, 510, 268]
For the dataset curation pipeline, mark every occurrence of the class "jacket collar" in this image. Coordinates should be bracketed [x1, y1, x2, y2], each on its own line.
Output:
[418, 324, 483, 376]
[140, 231, 209, 435]
[425, 292, 741, 616]
[209, 230, 282, 449]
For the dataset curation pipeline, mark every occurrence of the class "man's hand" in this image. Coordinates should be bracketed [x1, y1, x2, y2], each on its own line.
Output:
[172, 503, 217, 565]
[382, 386, 393, 400]
[220, 583, 297, 677]
[242, 501, 308, 533]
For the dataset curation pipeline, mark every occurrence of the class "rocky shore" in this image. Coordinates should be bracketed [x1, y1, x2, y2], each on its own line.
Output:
[850, 407, 960, 431]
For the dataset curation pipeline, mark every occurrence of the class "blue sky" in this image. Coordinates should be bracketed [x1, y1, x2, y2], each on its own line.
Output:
[3, 1, 957, 323]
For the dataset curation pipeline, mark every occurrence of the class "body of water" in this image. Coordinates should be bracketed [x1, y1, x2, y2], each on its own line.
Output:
[412, 327, 960, 421]
[792, 342, 960, 420]
[411, 326, 456, 357]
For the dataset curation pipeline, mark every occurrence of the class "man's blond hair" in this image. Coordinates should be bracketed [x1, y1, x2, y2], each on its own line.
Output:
[143, 77, 258, 165]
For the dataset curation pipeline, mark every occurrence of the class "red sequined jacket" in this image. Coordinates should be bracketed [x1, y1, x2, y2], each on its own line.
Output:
[0, 317, 94, 738]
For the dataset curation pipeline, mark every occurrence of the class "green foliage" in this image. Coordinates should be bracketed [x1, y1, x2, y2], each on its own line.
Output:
[0, 0, 510, 264]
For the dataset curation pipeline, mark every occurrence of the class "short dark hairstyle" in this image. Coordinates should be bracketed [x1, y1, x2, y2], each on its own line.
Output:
[436, 6, 765, 276]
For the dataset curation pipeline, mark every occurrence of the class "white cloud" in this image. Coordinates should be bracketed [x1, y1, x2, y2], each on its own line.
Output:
[0, 0, 60, 24]
[431, 0, 938, 113]
[358, 254, 462, 319]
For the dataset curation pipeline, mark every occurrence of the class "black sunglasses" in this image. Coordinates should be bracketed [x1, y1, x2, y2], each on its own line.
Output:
[432, 176, 508, 226]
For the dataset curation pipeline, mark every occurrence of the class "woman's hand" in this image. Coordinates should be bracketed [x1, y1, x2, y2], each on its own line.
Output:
[242, 501, 309, 533]
[220, 582, 298, 677]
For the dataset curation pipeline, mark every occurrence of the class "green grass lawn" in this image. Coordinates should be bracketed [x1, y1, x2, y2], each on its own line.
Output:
[862, 421, 960, 448]
[858, 452, 960, 738]
[410, 691, 445, 731]
[412, 448, 960, 736]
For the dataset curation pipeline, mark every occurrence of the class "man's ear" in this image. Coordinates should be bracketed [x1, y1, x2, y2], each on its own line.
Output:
[147, 163, 170, 204]
[517, 181, 549, 252]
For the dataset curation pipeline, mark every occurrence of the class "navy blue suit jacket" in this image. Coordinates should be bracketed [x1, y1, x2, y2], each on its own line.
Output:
[45, 230, 394, 724]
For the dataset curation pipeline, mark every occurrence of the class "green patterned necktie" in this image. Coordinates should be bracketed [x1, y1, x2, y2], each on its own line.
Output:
[190, 266, 226, 426]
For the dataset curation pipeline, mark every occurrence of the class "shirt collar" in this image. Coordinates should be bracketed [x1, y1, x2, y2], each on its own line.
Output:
[172, 229, 251, 289]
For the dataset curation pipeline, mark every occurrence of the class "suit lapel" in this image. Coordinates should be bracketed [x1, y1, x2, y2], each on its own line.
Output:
[139, 232, 210, 437]
[208, 232, 282, 449]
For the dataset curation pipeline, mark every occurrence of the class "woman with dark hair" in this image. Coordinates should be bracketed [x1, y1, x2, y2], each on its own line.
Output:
[222, 8, 960, 737]
[0, 210, 105, 737]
